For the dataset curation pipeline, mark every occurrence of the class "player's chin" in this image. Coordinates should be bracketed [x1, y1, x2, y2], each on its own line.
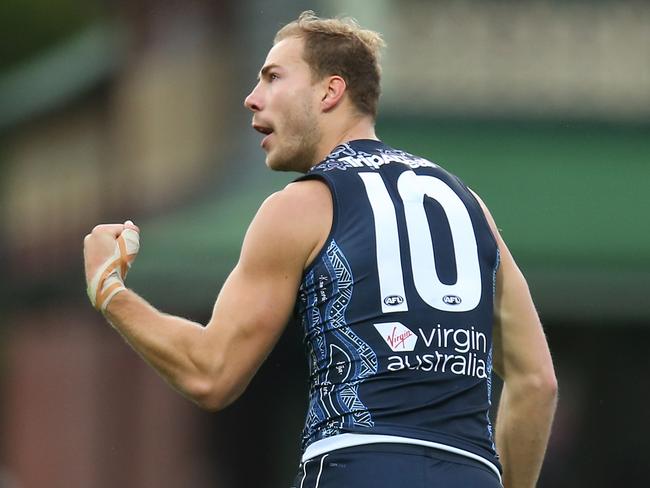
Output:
[264, 148, 285, 170]
[265, 157, 287, 172]
[265, 154, 294, 173]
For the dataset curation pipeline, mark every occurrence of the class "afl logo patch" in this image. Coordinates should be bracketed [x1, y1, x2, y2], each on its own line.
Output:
[443, 295, 462, 305]
[383, 295, 404, 306]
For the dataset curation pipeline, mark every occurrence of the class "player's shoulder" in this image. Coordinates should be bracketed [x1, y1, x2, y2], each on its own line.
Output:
[246, 179, 331, 265]
[272, 178, 331, 211]
[255, 178, 331, 229]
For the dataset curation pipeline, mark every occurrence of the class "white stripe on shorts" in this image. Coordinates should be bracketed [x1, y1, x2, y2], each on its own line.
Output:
[314, 454, 329, 488]
[299, 459, 312, 488]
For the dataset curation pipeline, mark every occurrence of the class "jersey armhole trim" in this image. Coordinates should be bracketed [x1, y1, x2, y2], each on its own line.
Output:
[293, 173, 339, 276]
[456, 176, 500, 269]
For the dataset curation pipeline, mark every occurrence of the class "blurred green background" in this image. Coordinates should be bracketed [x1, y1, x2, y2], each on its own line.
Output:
[1, 1, 649, 487]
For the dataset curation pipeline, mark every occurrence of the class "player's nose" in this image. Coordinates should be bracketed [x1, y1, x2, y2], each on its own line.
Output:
[244, 83, 263, 112]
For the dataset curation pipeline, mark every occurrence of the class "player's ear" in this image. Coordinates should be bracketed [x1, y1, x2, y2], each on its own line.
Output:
[321, 75, 346, 112]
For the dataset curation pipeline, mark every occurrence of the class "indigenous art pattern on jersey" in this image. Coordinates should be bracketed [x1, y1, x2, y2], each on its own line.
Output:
[312, 142, 437, 172]
[298, 240, 378, 448]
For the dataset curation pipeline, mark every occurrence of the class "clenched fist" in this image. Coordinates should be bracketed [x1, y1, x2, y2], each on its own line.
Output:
[83, 221, 140, 311]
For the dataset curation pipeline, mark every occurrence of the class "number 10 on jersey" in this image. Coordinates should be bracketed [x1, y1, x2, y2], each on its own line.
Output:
[359, 171, 482, 314]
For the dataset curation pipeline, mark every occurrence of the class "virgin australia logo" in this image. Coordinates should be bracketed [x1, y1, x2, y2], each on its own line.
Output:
[374, 322, 418, 352]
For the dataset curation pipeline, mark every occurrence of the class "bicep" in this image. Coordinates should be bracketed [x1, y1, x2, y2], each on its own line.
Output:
[194, 187, 324, 404]
[202, 258, 300, 399]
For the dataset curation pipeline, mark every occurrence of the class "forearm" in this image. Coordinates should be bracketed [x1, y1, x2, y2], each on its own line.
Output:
[495, 376, 558, 488]
[103, 289, 219, 407]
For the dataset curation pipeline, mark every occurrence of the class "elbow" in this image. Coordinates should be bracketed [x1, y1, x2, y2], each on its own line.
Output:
[537, 362, 559, 397]
[178, 352, 229, 411]
[525, 368, 559, 405]
[186, 378, 227, 412]
[196, 396, 226, 413]
[182, 367, 241, 413]
[544, 370, 559, 405]
[505, 367, 558, 405]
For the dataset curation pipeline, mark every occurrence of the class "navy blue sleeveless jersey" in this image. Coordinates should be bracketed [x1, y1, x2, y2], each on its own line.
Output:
[293, 139, 501, 473]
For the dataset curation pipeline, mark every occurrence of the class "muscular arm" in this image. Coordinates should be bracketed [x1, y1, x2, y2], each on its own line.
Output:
[473, 192, 558, 488]
[84, 180, 331, 410]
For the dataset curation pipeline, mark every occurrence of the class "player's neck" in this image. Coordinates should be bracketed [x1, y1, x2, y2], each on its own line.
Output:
[317, 116, 378, 163]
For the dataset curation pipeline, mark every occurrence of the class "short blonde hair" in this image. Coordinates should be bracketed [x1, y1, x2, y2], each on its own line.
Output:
[275, 11, 385, 119]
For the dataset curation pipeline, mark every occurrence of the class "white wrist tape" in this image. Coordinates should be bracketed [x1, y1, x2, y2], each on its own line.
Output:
[87, 228, 140, 312]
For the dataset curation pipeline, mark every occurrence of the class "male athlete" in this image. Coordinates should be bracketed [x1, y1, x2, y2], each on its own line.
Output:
[84, 11, 557, 488]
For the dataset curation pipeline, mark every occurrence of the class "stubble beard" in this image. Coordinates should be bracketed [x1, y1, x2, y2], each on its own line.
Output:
[267, 100, 321, 173]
